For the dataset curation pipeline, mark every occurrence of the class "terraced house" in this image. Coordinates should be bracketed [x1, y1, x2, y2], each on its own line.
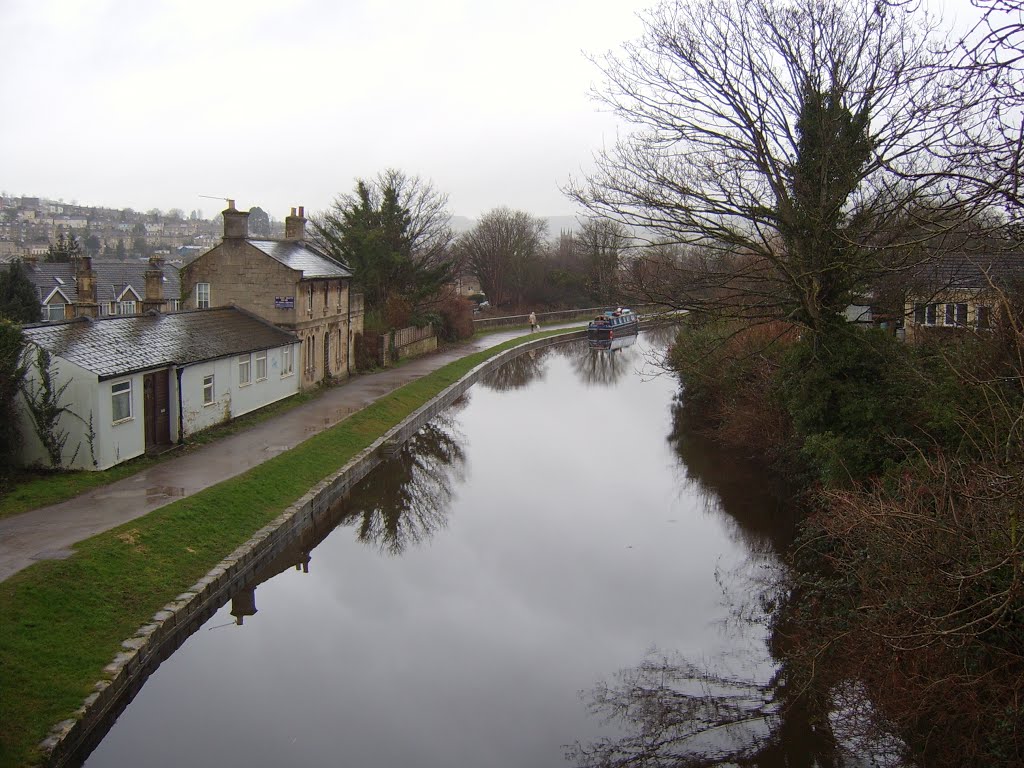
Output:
[181, 203, 363, 391]
[23, 255, 181, 321]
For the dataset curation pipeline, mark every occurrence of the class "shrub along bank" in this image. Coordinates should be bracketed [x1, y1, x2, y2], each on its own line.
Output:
[0, 333, 557, 768]
[669, 316, 1024, 767]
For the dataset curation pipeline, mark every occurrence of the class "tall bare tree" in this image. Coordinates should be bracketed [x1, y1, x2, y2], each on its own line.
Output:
[957, 1, 1024, 213]
[456, 208, 547, 308]
[575, 218, 630, 304]
[567, 0, 997, 336]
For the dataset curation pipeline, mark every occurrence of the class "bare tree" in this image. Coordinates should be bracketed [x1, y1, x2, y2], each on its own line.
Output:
[456, 207, 547, 308]
[567, 0, 997, 337]
[575, 218, 630, 304]
[956, 1, 1024, 213]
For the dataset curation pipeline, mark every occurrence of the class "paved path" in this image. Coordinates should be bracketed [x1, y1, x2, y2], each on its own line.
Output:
[0, 327, 552, 582]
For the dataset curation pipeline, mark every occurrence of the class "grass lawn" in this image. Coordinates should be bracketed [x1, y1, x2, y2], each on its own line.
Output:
[0, 332, 563, 768]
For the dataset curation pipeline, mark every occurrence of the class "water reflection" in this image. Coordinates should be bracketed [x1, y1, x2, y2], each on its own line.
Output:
[556, 333, 639, 387]
[567, 649, 843, 768]
[479, 346, 551, 391]
[85, 329, 849, 768]
[228, 406, 467, 626]
[668, 395, 799, 555]
[341, 405, 466, 555]
[566, 395, 891, 768]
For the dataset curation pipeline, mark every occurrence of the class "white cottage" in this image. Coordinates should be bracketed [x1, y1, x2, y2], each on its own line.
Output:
[18, 307, 300, 471]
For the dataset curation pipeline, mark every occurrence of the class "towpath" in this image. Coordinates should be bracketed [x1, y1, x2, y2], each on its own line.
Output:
[0, 327, 549, 582]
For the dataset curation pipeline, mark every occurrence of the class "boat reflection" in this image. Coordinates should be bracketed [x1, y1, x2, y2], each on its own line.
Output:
[586, 332, 638, 352]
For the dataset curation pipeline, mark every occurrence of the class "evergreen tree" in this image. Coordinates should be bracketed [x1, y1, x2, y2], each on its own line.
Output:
[45, 231, 81, 263]
[315, 171, 457, 318]
[0, 318, 27, 474]
[0, 260, 41, 323]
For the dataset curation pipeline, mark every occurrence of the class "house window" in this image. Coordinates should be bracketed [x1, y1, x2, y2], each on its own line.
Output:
[168, 298, 181, 311]
[111, 380, 132, 422]
[45, 303, 66, 322]
[117, 300, 137, 315]
[196, 283, 210, 309]
[925, 304, 937, 325]
[323, 282, 329, 314]
[914, 304, 925, 325]
[238, 354, 252, 386]
[281, 345, 294, 377]
[955, 303, 967, 326]
[977, 305, 991, 329]
[304, 335, 315, 373]
[203, 374, 214, 405]
[255, 350, 267, 381]
[307, 284, 314, 314]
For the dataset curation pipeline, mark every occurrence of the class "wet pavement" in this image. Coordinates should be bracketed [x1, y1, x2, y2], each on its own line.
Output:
[0, 327, 559, 582]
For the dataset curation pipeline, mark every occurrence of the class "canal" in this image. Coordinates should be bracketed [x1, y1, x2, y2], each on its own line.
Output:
[84, 329, 818, 767]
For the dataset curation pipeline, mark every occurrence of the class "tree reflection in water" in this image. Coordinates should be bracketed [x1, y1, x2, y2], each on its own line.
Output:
[228, 405, 468, 624]
[479, 346, 550, 391]
[565, 397, 897, 768]
[340, 403, 467, 555]
[554, 335, 641, 387]
[566, 649, 846, 768]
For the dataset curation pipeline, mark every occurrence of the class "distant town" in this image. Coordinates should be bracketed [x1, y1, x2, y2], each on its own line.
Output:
[0, 194, 283, 265]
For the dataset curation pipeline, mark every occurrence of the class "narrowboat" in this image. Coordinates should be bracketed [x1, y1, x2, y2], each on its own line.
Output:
[587, 307, 639, 339]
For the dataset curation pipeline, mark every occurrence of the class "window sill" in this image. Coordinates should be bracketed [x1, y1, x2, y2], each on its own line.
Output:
[111, 416, 134, 426]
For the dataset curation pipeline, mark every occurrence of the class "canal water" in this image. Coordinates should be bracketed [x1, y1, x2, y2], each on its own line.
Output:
[84, 330, 816, 767]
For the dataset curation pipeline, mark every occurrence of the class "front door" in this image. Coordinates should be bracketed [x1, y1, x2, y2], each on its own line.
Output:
[143, 370, 171, 452]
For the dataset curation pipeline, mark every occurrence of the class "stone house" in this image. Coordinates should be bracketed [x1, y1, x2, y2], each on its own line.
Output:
[903, 252, 1024, 341]
[181, 203, 363, 391]
[17, 307, 300, 471]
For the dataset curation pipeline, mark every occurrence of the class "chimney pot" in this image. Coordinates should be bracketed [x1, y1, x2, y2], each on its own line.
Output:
[284, 205, 307, 242]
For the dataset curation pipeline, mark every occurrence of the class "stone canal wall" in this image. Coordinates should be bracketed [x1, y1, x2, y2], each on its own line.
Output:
[41, 330, 587, 768]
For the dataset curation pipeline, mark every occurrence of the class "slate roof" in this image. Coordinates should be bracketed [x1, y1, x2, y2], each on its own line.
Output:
[23, 259, 182, 304]
[179, 239, 352, 280]
[912, 252, 1024, 292]
[247, 240, 352, 279]
[22, 307, 297, 380]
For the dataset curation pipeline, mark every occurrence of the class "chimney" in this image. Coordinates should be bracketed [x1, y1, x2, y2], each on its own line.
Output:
[75, 255, 99, 318]
[284, 205, 307, 241]
[222, 199, 250, 240]
[142, 255, 165, 313]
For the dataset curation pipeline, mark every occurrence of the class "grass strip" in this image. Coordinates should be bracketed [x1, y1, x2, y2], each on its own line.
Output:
[0, 333, 556, 768]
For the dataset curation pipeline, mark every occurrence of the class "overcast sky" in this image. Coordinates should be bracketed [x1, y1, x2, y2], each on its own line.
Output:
[1, 0, 982, 222]
[1, 0, 657, 221]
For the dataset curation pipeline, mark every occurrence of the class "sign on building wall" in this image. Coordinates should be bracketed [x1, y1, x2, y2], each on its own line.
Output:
[274, 296, 294, 309]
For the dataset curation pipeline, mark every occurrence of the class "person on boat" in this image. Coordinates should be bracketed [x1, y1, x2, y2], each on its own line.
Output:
[529, 311, 538, 332]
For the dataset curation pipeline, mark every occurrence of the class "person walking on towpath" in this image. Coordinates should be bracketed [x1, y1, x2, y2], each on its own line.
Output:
[529, 311, 538, 332]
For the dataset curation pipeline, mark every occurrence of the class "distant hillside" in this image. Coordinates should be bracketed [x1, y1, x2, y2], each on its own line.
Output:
[450, 215, 581, 239]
